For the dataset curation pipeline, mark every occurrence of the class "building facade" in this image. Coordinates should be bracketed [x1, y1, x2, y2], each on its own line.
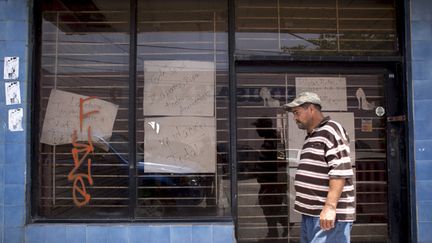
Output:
[0, 0, 431, 242]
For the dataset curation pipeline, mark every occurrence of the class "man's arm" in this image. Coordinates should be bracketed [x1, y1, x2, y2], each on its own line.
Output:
[320, 178, 345, 230]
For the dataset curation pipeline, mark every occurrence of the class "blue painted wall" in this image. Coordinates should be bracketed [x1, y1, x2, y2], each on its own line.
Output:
[24, 224, 235, 243]
[412, 0, 432, 242]
[0, 0, 235, 242]
[0, 0, 30, 242]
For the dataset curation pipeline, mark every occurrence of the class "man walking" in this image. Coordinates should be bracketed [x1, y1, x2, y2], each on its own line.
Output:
[283, 92, 355, 243]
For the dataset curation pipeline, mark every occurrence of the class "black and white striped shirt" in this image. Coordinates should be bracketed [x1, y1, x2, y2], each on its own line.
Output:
[294, 116, 356, 222]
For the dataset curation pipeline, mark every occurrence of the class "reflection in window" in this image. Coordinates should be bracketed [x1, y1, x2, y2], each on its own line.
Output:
[236, 73, 388, 242]
[36, 0, 131, 218]
[136, 0, 230, 218]
[236, 0, 397, 55]
[36, 0, 230, 220]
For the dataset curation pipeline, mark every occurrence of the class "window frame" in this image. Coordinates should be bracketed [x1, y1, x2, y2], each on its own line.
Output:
[234, 61, 411, 242]
[30, 0, 234, 223]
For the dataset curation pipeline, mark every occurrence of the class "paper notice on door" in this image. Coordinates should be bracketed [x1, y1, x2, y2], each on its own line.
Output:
[361, 119, 373, 132]
[295, 77, 347, 111]
[40, 89, 119, 145]
[143, 60, 215, 116]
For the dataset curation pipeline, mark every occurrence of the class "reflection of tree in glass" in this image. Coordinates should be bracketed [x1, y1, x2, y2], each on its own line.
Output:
[281, 31, 395, 55]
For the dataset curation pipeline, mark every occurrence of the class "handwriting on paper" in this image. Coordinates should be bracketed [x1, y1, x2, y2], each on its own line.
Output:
[144, 117, 216, 173]
[295, 77, 347, 111]
[143, 61, 215, 116]
[40, 89, 118, 145]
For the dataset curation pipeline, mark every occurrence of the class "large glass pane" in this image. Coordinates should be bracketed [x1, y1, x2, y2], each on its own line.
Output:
[236, 72, 388, 242]
[236, 73, 289, 242]
[36, 0, 130, 218]
[136, 0, 230, 218]
[236, 0, 397, 56]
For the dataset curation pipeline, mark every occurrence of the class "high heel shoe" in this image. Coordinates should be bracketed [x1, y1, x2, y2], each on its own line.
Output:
[260, 87, 280, 107]
[356, 88, 375, 110]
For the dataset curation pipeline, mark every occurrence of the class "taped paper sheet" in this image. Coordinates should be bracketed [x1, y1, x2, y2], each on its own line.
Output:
[143, 61, 215, 116]
[295, 77, 347, 111]
[144, 117, 216, 173]
[40, 89, 119, 145]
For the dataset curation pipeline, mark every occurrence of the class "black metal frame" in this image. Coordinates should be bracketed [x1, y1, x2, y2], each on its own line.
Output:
[29, 0, 43, 223]
[401, 0, 418, 242]
[235, 60, 411, 243]
[232, 3, 415, 239]
[128, 0, 138, 220]
[228, 0, 238, 235]
[385, 64, 409, 243]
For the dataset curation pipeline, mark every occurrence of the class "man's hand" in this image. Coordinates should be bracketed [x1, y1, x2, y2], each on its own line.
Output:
[320, 204, 336, 230]
[320, 178, 345, 230]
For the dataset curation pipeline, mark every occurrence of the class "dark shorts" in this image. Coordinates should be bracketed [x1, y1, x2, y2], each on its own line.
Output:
[301, 215, 353, 243]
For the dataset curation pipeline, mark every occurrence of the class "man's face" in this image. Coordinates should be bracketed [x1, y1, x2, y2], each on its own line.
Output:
[291, 105, 311, 130]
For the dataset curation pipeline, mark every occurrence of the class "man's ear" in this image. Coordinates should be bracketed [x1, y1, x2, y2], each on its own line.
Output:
[308, 105, 317, 114]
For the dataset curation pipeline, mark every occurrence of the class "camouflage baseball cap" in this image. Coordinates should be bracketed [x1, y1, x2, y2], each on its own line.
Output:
[282, 92, 321, 110]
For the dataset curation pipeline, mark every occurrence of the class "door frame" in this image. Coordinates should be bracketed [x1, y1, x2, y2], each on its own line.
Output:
[232, 61, 411, 242]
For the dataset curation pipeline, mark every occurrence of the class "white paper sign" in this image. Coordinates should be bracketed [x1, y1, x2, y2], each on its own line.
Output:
[143, 61, 215, 116]
[40, 89, 119, 145]
[8, 108, 24, 131]
[286, 112, 356, 164]
[144, 117, 216, 173]
[4, 57, 19, 80]
[295, 77, 347, 111]
[5, 81, 21, 105]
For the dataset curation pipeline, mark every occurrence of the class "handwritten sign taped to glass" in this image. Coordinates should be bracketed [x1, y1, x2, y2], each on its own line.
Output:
[40, 89, 119, 145]
[295, 77, 347, 111]
[144, 117, 216, 173]
[143, 61, 215, 116]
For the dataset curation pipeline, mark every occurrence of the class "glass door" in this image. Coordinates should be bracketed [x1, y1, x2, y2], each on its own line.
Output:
[236, 68, 389, 242]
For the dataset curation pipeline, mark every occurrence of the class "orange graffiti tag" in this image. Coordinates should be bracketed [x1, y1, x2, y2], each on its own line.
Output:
[68, 97, 99, 207]
[79, 97, 99, 132]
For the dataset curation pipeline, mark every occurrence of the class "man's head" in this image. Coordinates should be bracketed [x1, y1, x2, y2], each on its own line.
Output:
[282, 92, 323, 131]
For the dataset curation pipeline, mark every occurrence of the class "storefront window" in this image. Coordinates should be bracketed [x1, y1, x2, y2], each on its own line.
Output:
[136, 0, 230, 218]
[34, 0, 230, 220]
[236, 0, 398, 56]
[35, 0, 130, 219]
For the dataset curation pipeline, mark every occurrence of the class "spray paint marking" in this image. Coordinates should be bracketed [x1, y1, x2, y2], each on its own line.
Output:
[68, 97, 98, 207]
